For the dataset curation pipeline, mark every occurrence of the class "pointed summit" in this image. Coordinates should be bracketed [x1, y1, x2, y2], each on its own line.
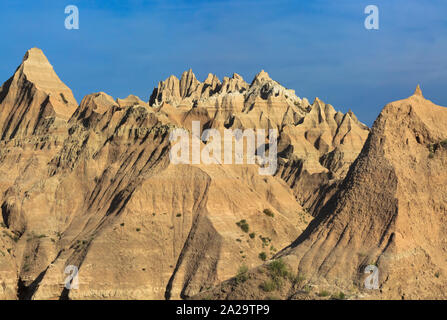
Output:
[18, 48, 77, 106]
[251, 70, 272, 86]
[413, 84, 423, 97]
[0, 48, 78, 139]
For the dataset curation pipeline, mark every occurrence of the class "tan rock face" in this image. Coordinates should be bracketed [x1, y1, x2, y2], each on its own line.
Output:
[0, 48, 370, 300]
[0, 48, 77, 140]
[201, 87, 447, 300]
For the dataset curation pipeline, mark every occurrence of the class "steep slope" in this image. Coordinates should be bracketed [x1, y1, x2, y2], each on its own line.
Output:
[149, 70, 369, 214]
[0, 48, 77, 140]
[0, 49, 315, 300]
[199, 86, 447, 300]
[0, 48, 370, 300]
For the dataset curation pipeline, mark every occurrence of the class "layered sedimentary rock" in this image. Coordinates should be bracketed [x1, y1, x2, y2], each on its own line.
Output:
[0, 48, 77, 140]
[0, 48, 374, 300]
[149, 69, 369, 213]
[200, 86, 447, 300]
[1, 49, 324, 300]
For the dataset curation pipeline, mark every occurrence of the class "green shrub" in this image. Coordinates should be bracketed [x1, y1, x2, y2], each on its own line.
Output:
[289, 273, 306, 286]
[235, 265, 249, 284]
[259, 252, 267, 261]
[249, 232, 255, 239]
[318, 290, 330, 297]
[335, 292, 346, 300]
[268, 259, 289, 278]
[440, 139, 447, 148]
[236, 220, 249, 233]
[176, 213, 182, 217]
[260, 279, 277, 292]
[136, 228, 141, 232]
[263, 209, 274, 217]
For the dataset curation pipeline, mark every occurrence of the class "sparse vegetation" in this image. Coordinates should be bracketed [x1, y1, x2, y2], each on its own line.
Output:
[26, 232, 46, 242]
[289, 273, 306, 286]
[318, 290, 330, 297]
[236, 219, 249, 233]
[3, 230, 19, 242]
[435, 271, 440, 278]
[136, 228, 141, 232]
[249, 232, 255, 239]
[259, 235, 272, 248]
[176, 213, 182, 217]
[268, 259, 289, 278]
[72, 239, 90, 251]
[235, 265, 249, 284]
[260, 279, 277, 292]
[258, 252, 267, 261]
[428, 139, 447, 158]
[263, 209, 274, 217]
[120, 223, 125, 226]
[331, 291, 346, 300]
[260, 259, 295, 293]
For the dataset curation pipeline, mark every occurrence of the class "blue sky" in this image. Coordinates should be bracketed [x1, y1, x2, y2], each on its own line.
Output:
[1, 0, 446, 126]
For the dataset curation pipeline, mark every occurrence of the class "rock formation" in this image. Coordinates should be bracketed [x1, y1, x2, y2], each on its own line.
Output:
[197, 85, 447, 300]
[3, 48, 439, 301]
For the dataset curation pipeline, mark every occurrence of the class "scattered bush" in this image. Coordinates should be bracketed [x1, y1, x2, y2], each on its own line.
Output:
[136, 228, 141, 232]
[259, 252, 267, 261]
[120, 223, 125, 227]
[268, 259, 289, 278]
[260, 279, 277, 292]
[263, 209, 274, 217]
[235, 265, 249, 284]
[332, 292, 345, 300]
[289, 273, 306, 286]
[176, 213, 182, 217]
[318, 290, 330, 297]
[236, 220, 249, 233]
[249, 232, 255, 239]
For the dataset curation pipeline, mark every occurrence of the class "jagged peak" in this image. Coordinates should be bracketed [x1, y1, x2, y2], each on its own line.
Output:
[312, 97, 325, 107]
[15, 48, 77, 105]
[413, 84, 423, 98]
[232, 73, 244, 81]
[181, 68, 196, 79]
[204, 73, 221, 85]
[251, 70, 272, 86]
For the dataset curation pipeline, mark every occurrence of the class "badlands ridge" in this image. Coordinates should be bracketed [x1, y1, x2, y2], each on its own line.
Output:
[0, 48, 445, 300]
